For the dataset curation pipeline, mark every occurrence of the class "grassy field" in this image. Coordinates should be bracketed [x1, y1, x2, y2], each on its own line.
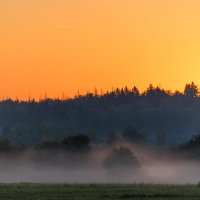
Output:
[0, 183, 199, 200]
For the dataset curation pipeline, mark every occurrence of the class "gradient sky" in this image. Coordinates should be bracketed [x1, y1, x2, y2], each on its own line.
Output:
[0, 0, 200, 99]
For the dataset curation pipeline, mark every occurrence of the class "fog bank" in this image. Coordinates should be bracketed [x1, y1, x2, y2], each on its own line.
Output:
[0, 146, 198, 184]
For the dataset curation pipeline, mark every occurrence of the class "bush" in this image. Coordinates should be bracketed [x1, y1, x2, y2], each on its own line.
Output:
[179, 135, 200, 152]
[0, 138, 24, 152]
[103, 146, 141, 171]
[62, 134, 90, 152]
[37, 139, 61, 150]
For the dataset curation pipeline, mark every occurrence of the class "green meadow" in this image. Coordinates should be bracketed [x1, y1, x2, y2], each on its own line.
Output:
[0, 183, 200, 200]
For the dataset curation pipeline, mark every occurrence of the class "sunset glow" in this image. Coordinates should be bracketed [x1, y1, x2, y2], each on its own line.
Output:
[0, 0, 200, 99]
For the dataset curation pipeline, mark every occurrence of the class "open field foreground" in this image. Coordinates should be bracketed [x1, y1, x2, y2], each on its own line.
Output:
[0, 184, 200, 200]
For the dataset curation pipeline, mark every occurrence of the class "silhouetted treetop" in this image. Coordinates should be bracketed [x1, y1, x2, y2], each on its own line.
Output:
[184, 82, 198, 98]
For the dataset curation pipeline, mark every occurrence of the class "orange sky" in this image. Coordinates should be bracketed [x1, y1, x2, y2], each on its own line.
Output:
[0, 0, 200, 99]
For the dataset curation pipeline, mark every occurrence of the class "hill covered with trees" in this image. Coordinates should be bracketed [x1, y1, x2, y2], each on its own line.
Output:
[0, 82, 199, 146]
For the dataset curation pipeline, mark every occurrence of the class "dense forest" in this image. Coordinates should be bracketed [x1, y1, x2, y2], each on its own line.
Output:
[0, 82, 199, 147]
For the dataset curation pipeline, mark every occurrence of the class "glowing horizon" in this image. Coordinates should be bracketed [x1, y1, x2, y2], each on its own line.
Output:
[1, 0, 200, 100]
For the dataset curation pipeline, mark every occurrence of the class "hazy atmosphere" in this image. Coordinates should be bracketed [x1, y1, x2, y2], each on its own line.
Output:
[1, 1, 200, 199]
[1, 147, 200, 184]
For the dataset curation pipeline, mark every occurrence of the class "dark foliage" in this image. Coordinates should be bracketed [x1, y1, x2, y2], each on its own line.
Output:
[0, 138, 25, 152]
[0, 82, 198, 146]
[62, 134, 90, 152]
[184, 82, 198, 98]
[37, 139, 61, 150]
[0, 138, 14, 152]
[122, 125, 145, 143]
[179, 134, 200, 152]
[103, 146, 140, 170]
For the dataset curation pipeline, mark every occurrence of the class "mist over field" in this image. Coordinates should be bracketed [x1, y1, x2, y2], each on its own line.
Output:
[0, 143, 199, 184]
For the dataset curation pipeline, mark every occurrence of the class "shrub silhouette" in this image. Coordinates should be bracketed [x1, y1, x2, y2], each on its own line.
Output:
[37, 139, 61, 150]
[103, 146, 140, 171]
[179, 135, 200, 152]
[0, 138, 24, 152]
[62, 134, 90, 152]
[0, 138, 14, 152]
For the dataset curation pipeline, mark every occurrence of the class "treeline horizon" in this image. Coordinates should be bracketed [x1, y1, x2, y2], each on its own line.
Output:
[0, 82, 199, 146]
[0, 82, 199, 102]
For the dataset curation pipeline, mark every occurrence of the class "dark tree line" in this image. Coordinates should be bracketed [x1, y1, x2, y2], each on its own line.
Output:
[0, 82, 198, 146]
[0, 134, 91, 153]
[36, 134, 91, 152]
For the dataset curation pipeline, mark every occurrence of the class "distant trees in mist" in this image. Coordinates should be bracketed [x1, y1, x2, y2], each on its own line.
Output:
[179, 135, 200, 152]
[36, 134, 91, 152]
[62, 134, 90, 152]
[122, 125, 146, 144]
[103, 146, 141, 171]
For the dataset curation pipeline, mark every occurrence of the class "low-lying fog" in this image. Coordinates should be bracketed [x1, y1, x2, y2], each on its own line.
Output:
[0, 145, 199, 184]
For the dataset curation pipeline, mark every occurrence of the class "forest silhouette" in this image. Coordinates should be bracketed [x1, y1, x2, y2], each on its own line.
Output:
[0, 82, 199, 147]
